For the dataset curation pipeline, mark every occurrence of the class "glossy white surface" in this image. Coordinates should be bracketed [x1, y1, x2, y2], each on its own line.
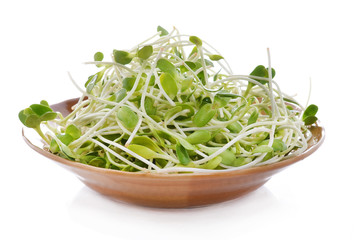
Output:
[1, 0, 355, 239]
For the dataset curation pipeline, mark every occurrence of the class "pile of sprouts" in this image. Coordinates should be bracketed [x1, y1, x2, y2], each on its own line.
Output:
[19, 26, 318, 173]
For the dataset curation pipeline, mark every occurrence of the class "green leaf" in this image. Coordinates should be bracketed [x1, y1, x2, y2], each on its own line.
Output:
[88, 157, 106, 168]
[302, 104, 318, 125]
[30, 104, 53, 116]
[160, 73, 178, 99]
[137, 45, 153, 60]
[24, 115, 41, 128]
[189, 36, 202, 46]
[174, 47, 182, 59]
[122, 77, 137, 91]
[213, 70, 221, 82]
[259, 139, 287, 152]
[253, 145, 273, 153]
[57, 133, 74, 146]
[40, 100, 49, 106]
[197, 71, 206, 85]
[193, 103, 216, 127]
[107, 88, 127, 103]
[250, 65, 268, 84]
[18, 110, 28, 126]
[65, 124, 81, 140]
[186, 130, 211, 145]
[200, 146, 245, 168]
[86, 74, 98, 93]
[56, 139, 75, 159]
[49, 139, 60, 153]
[185, 61, 196, 69]
[204, 59, 214, 67]
[19, 102, 55, 130]
[113, 50, 133, 65]
[153, 130, 175, 146]
[271, 139, 287, 152]
[227, 122, 243, 133]
[209, 54, 224, 61]
[164, 106, 182, 122]
[176, 143, 190, 165]
[199, 146, 220, 155]
[201, 156, 222, 169]
[189, 46, 198, 57]
[157, 58, 177, 76]
[231, 157, 248, 167]
[248, 109, 259, 125]
[249, 65, 276, 85]
[40, 112, 57, 121]
[303, 115, 318, 125]
[266, 67, 276, 78]
[117, 106, 139, 130]
[214, 95, 230, 108]
[131, 136, 163, 154]
[181, 78, 193, 92]
[176, 104, 195, 120]
[180, 61, 196, 73]
[220, 150, 237, 166]
[149, 75, 155, 86]
[94, 52, 104, 61]
[216, 91, 240, 99]
[127, 144, 157, 159]
[303, 104, 318, 121]
[144, 97, 156, 115]
[177, 137, 196, 151]
[157, 26, 169, 36]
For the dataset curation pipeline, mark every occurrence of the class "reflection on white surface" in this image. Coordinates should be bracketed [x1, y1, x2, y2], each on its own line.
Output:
[68, 185, 285, 240]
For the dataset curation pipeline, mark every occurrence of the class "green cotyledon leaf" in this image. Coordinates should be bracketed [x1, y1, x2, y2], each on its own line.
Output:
[176, 143, 190, 165]
[137, 45, 153, 60]
[253, 145, 273, 153]
[107, 89, 127, 103]
[259, 139, 287, 152]
[131, 136, 163, 154]
[94, 52, 104, 61]
[127, 144, 157, 159]
[303, 104, 318, 125]
[113, 50, 133, 65]
[160, 73, 178, 99]
[248, 109, 259, 125]
[303, 104, 318, 120]
[117, 106, 139, 130]
[175, 104, 195, 120]
[164, 106, 182, 122]
[220, 150, 237, 166]
[157, 58, 177, 77]
[189, 36, 202, 46]
[88, 157, 106, 168]
[144, 97, 156, 116]
[186, 130, 211, 145]
[157, 25, 169, 36]
[200, 156, 222, 169]
[227, 122, 242, 133]
[193, 103, 217, 127]
[208, 54, 224, 61]
[29, 104, 53, 116]
[65, 124, 81, 140]
[303, 116, 318, 125]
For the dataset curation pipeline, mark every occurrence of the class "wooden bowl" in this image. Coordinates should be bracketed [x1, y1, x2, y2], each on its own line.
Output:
[22, 98, 325, 208]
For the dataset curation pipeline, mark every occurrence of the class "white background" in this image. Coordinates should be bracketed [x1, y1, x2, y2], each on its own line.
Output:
[1, 0, 355, 239]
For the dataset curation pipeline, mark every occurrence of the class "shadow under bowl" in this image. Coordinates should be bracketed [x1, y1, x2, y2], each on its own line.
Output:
[22, 98, 325, 208]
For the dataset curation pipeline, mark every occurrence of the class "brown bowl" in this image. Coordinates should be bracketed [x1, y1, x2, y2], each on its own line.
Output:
[22, 98, 325, 208]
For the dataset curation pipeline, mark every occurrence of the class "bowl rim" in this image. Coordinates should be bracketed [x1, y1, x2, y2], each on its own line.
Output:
[22, 98, 325, 179]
